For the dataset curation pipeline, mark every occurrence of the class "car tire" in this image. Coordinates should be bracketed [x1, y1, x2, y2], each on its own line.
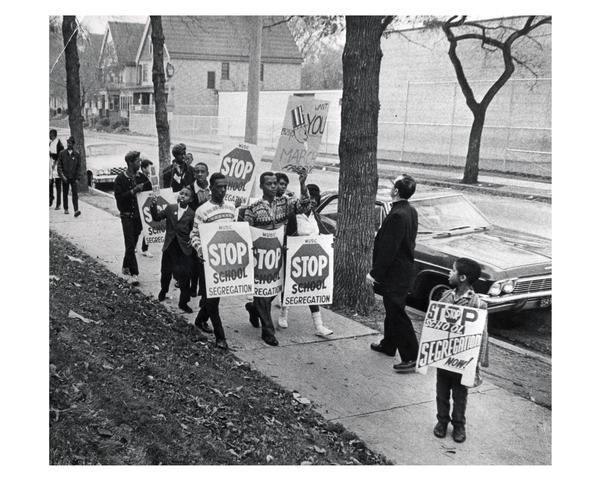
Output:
[87, 171, 94, 187]
[429, 284, 451, 303]
[413, 277, 449, 311]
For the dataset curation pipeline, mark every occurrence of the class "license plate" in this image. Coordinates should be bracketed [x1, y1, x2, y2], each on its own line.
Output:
[539, 297, 552, 308]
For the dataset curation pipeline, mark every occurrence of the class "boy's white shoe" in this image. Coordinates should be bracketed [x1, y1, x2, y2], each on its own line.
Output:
[278, 307, 289, 328]
[312, 311, 333, 337]
[142, 251, 153, 258]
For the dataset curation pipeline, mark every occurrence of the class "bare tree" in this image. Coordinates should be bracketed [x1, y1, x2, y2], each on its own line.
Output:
[150, 16, 171, 185]
[62, 15, 87, 192]
[436, 15, 551, 184]
[333, 15, 394, 314]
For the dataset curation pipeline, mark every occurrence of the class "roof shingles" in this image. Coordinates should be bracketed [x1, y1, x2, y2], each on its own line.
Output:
[108, 21, 146, 66]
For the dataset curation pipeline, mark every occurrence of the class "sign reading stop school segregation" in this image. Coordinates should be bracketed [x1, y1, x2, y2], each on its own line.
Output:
[219, 141, 262, 206]
[250, 226, 284, 297]
[416, 301, 488, 386]
[137, 189, 176, 244]
[199, 222, 254, 298]
[283, 234, 334, 306]
[271, 96, 330, 173]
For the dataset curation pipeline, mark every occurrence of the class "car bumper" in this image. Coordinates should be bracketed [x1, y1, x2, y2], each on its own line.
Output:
[481, 290, 552, 313]
[92, 175, 117, 184]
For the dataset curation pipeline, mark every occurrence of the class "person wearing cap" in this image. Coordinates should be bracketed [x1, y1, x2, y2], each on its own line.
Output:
[170, 145, 195, 193]
[366, 174, 420, 373]
[57, 136, 82, 217]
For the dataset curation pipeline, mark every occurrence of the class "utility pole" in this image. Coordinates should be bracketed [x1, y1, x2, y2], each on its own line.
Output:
[244, 16, 262, 144]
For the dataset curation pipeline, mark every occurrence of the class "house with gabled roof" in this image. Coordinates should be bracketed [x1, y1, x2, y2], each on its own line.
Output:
[96, 21, 146, 122]
[133, 16, 303, 116]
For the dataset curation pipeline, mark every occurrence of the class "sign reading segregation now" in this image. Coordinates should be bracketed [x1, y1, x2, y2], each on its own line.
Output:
[199, 222, 254, 298]
[283, 234, 334, 306]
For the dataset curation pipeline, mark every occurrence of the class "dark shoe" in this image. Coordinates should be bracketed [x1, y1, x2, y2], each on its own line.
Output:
[216, 339, 229, 350]
[179, 303, 193, 314]
[190, 291, 197, 298]
[197, 321, 213, 334]
[158, 290, 167, 302]
[64, 210, 69, 215]
[433, 422, 448, 438]
[370, 342, 395, 356]
[245, 302, 260, 328]
[393, 360, 417, 373]
[452, 425, 466, 443]
[54, 205, 61, 210]
[74, 210, 81, 218]
[262, 335, 279, 347]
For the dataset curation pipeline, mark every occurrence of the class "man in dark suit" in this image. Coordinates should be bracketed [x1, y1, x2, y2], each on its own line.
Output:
[367, 174, 419, 373]
[57, 136, 81, 217]
[150, 186, 197, 313]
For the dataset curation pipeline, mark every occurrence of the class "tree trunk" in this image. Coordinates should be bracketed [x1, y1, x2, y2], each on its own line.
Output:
[462, 108, 486, 184]
[333, 17, 385, 314]
[62, 16, 87, 192]
[150, 16, 171, 186]
[245, 17, 262, 145]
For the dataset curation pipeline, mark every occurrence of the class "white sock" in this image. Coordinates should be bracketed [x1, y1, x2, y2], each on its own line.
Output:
[278, 307, 289, 328]
[312, 311, 332, 337]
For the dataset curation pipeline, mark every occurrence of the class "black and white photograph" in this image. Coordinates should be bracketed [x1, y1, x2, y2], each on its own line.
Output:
[6, 0, 591, 474]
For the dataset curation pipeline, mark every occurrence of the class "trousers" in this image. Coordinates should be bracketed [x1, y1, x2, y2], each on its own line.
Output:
[436, 369, 468, 427]
[50, 178, 62, 207]
[251, 296, 276, 338]
[380, 289, 419, 361]
[62, 178, 79, 212]
[195, 267, 225, 341]
[160, 240, 192, 306]
[120, 215, 142, 276]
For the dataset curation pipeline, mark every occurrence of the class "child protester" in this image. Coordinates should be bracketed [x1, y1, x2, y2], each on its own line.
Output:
[433, 257, 489, 443]
[150, 186, 196, 313]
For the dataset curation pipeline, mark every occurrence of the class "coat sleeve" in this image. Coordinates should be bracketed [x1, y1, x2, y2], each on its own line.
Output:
[370, 214, 404, 282]
[243, 204, 256, 226]
[190, 210, 203, 254]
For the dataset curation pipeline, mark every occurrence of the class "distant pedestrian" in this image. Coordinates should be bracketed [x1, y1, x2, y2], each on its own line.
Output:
[367, 174, 419, 372]
[171, 145, 195, 193]
[244, 169, 311, 346]
[278, 183, 333, 337]
[114, 151, 146, 285]
[151, 186, 196, 313]
[57, 136, 82, 217]
[189, 173, 239, 349]
[49, 129, 64, 209]
[162, 143, 185, 188]
[432, 258, 489, 443]
[137, 158, 154, 258]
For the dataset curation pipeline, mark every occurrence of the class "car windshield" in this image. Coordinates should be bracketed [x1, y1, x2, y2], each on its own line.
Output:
[413, 195, 490, 233]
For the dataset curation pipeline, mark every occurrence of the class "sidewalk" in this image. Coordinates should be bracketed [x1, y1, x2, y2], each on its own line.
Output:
[53, 126, 552, 202]
[49, 199, 551, 465]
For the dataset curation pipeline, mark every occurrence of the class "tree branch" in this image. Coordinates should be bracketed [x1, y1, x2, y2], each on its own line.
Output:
[442, 20, 478, 111]
[263, 16, 294, 29]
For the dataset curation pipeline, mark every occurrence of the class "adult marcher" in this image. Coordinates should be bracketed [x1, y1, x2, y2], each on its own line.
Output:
[244, 169, 310, 346]
[151, 186, 196, 313]
[137, 158, 154, 258]
[278, 183, 333, 337]
[189, 172, 239, 349]
[114, 151, 146, 285]
[366, 174, 419, 372]
[171, 146, 195, 193]
[189, 162, 211, 211]
[275, 171, 297, 237]
[162, 143, 186, 188]
[57, 136, 82, 217]
[49, 129, 64, 209]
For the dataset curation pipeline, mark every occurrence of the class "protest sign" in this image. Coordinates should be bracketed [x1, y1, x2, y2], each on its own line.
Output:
[271, 96, 329, 173]
[137, 189, 176, 244]
[199, 222, 254, 298]
[149, 165, 160, 194]
[283, 234, 334, 306]
[250, 226, 284, 297]
[219, 141, 262, 206]
[416, 301, 488, 386]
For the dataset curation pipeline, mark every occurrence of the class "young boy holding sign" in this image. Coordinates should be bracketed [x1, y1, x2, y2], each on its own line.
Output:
[433, 258, 489, 443]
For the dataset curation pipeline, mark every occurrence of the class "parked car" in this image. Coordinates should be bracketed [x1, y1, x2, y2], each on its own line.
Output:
[316, 189, 552, 313]
[85, 143, 131, 187]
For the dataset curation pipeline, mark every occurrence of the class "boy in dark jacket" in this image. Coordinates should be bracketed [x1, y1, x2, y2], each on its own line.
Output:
[150, 186, 196, 313]
[57, 136, 81, 217]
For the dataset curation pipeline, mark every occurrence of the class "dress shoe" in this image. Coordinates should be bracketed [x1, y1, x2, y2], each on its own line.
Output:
[393, 360, 417, 373]
[245, 302, 260, 328]
[179, 303, 193, 314]
[262, 335, 279, 347]
[370, 342, 395, 356]
[452, 425, 466, 443]
[158, 290, 167, 302]
[197, 321, 213, 334]
[55, 205, 61, 210]
[74, 210, 81, 217]
[128, 275, 139, 286]
[190, 291, 197, 297]
[64, 210, 69, 215]
[215, 339, 229, 350]
[433, 422, 448, 438]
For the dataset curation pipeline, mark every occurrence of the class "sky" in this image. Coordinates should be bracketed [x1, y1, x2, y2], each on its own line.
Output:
[79, 15, 146, 34]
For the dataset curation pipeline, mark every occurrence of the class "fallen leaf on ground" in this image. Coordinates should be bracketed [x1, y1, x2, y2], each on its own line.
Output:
[96, 428, 113, 437]
[72, 282, 82, 287]
[292, 392, 311, 405]
[300, 461, 313, 465]
[49, 275, 60, 282]
[266, 454, 274, 463]
[68, 310, 100, 325]
[313, 446, 326, 454]
[66, 255, 84, 263]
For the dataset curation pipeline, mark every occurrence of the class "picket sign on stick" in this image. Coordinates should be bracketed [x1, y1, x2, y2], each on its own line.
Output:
[283, 234, 334, 306]
[136, 189, 177, 244]
[250, 226, 285, 297]
[416, 301, 487, 386]
[199, 222, 254, 299]
[271, 96, 329, 173]
[218, 140, 262, 206]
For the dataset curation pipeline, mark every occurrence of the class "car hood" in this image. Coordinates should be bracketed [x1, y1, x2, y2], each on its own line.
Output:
[421, 228, 551, 270]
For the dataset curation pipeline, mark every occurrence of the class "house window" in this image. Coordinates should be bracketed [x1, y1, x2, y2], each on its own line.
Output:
[260, 63, 264, 81]
[207, 71, 216, 89]
[137, 65, 142, 84]
[221, 62, 230, 80]
[142, 64, 149, 83]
